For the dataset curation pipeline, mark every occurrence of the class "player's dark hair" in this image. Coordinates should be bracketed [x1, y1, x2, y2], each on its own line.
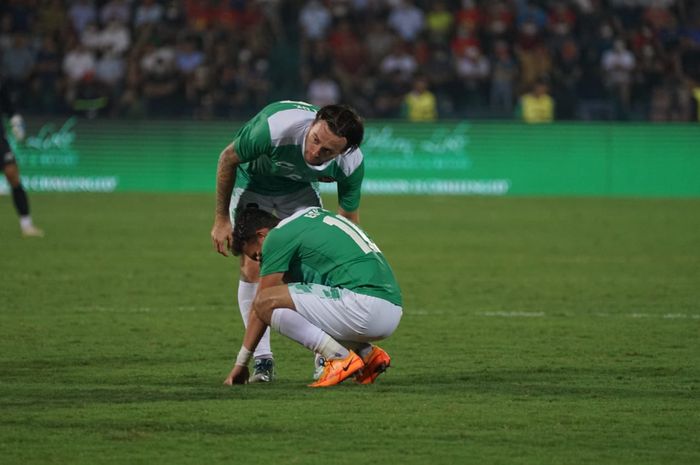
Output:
[231, 204, 280, 256]
[315, 104, 364, 153]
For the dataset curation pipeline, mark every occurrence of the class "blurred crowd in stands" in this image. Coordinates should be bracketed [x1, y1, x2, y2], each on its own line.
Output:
[1, 0, 700, 121]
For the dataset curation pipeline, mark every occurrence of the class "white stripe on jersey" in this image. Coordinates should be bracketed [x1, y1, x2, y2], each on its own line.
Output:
[336, 148, 363, 177]
[267, 109, 314, 148]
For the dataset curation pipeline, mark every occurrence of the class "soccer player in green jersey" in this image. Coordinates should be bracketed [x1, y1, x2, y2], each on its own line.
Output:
[223, 205, 403, 387]
[210, 101, 365, 383]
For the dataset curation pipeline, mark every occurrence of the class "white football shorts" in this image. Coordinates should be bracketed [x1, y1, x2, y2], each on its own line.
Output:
[287, 283, 403, 343]
[229, 186, 322, 224]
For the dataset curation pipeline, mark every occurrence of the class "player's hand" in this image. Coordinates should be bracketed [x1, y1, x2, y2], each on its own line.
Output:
[211, 216, 233, 257]
[10, 114, 26, 142]
[223, 364, 249, 385]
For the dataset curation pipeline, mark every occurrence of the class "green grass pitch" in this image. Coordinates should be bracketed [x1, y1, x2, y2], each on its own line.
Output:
[1, 193, 699, 464]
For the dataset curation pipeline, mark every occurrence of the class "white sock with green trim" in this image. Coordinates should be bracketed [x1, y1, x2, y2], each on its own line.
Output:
[238, 281, 272, 359]
[270, 308, 349, 360]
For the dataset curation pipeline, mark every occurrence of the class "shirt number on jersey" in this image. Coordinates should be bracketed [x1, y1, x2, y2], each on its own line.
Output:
[323, 215, 381, 254]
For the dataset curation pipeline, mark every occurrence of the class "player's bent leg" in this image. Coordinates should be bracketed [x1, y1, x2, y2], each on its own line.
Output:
[239, 257, 275, 383]
[259, 286, 364, 387]
[231, 190, 277, 381]
[288, 284, 402, 385]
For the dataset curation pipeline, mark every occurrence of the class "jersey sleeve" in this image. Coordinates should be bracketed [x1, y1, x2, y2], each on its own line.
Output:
[232, 111, 273, 163]
[260, 228, 298, 276]
[337, 159, 364, 212]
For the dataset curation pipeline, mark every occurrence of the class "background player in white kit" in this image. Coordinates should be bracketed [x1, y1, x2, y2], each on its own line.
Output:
[210, 101, 365, 382]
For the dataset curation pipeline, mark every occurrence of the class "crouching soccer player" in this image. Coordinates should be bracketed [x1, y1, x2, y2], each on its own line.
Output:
[223, 205, 403, 387]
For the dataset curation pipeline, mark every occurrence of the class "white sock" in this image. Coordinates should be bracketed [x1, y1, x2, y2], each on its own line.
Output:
[270, 308, 349, 360]
[20, 216, 33, 229]
[237, 281, 272, 359]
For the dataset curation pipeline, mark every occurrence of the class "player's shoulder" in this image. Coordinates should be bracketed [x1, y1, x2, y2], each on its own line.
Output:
[258, 100, 318, 123]
[257, 101, 318, 143]
[276, 207, 326, 230]
[334, 148, 364, 177]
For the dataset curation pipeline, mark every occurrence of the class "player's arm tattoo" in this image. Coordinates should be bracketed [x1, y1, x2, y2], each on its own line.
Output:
[215, 144, 239, 217]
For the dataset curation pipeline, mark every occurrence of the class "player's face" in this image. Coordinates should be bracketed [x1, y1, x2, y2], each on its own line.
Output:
[304, 120, 348, 166]
[242, 231, 266, 262]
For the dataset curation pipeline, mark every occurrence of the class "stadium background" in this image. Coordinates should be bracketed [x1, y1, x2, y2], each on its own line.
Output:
[2, 0, 700, 197]
[2, 1, 699, 465]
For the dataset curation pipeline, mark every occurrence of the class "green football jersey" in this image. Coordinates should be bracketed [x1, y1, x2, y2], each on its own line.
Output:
[232, 100, 365, 212]
[260, 207, 402, 306]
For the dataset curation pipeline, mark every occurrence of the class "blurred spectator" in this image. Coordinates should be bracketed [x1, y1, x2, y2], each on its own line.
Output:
[455, 45, 490, 112]
[235, 46, 271, 114]
[118, 56, 145, 117]
[68, 0, 97, 36]
[552, 39, 582, 119]
[643, 1, 677, 33]
[425, 0, 454, 46]
[520, 81, 554, 123]
[4, 0, 35, 33]
[387, 0, 424, 43]
[0, 16, 12, 54]
[379, 40, 418, 84]
[299, 0, 332, 42]
[139, 40, 181, 116]
[455, 0, 482, 31]
[692, 83, 700, 122]
[423, 45, 457, 117]
[36, 0, 69, 38]
[307, 72, 341, 107]
[95, 50, 126, 114]
[0, 1, 698, 121]
[364, 19, 395, 68]
[81, 21, 102, 50]
[100, 19, 131, 55]
[184, 0, 217, 31]
[2, 34, 36, 108]
[516, 2, 547, 33]
[548, 1, 577, 38]
[601, 39, 636, 119]
[577, 45, 612, 120]
[489, 40, 517, 116]
[517, 42, 551, 94]
[100, 0, 131, 26]
[451, 22, 481, 58]
[649, 78, 691, 121]
[213, 61, 245, 118]
[187, 64, 214, 119]
[483, 1, 515, 44]
[134, 0, 164, 29]
[404, 75, 437, 122]
[373, 70, 409, 118]
[62, 40, 96, 105]
[33, 35, 63, 113]
[175, 36, 204, 76]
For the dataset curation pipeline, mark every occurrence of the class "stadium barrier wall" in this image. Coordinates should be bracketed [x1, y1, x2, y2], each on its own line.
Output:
[2, 118, 699, 197]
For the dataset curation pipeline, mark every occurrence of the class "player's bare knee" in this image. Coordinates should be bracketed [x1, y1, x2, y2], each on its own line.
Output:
[252, 288, 292, 323]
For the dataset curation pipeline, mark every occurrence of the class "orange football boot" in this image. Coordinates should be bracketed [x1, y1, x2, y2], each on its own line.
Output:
[308, 351, 364, 388]
[354, 346, 391, 384]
